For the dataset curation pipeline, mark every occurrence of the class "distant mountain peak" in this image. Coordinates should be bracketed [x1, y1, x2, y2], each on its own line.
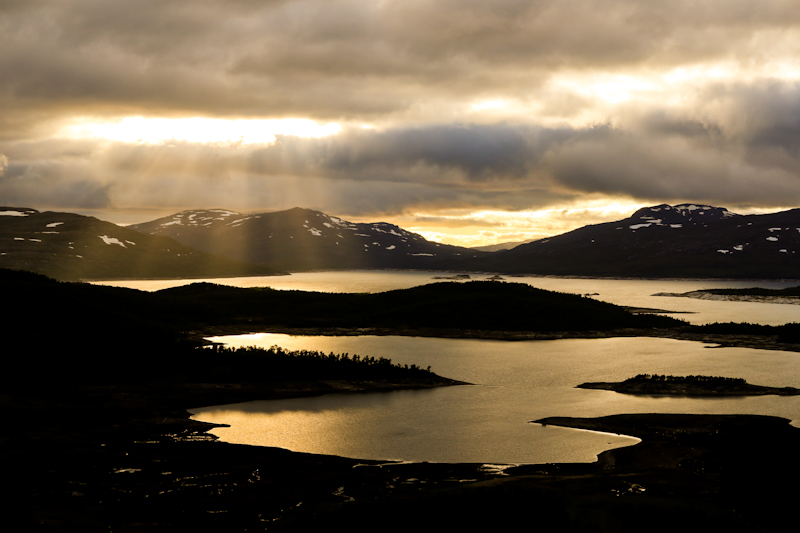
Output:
[0, 207, 276, 280]
[149, 208, 252, 230]
[629, 204, 738, 227]
[130, 206, 483, 271]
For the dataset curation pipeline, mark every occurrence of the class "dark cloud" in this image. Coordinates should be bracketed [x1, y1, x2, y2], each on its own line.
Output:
[0, 159, 111, 208]
[4, 90, 800, 215]
[4, 0, 800, 124]
[3, 1, 800, 221]
[247, 125, 569, 182]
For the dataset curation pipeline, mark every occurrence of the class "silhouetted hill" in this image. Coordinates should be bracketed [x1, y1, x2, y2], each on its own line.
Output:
[2, 268, 686, 386]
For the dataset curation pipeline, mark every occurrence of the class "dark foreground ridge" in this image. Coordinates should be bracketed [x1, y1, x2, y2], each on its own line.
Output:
[579, 374, 800, 396]
[5, 345, 466, 532]
[6, 268, 800, 530]
[8, 388, 800, 532]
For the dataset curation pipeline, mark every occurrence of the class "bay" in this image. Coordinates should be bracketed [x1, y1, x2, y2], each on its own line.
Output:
[94, 271, 800, 463]
[190, 334, 800, 464]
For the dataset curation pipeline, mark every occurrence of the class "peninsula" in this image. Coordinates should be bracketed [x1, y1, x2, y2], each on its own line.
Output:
[655, 285, 800, 305]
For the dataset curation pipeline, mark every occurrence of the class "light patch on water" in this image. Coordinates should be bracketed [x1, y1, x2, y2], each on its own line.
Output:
[192, 334, 800, 463]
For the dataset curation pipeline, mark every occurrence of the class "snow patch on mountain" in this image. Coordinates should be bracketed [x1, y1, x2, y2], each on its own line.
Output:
[99, 235, 126, 247]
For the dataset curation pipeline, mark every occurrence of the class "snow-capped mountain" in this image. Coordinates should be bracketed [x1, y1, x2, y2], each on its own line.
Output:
[129, 207, 484, 271]
[0, 207, 277, 280]
[457, 203, 800, 279]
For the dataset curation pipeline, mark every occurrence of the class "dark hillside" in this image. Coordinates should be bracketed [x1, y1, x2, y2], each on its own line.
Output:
[130, 207, 484, 271]
[0, 207, 279, 280]
[157, 279, 684, 331]
[454, 204, 800, 279]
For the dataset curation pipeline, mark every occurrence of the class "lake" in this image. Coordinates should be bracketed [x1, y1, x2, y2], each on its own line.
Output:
[189, 334, 800, 464]
[96, 271, 800, 464]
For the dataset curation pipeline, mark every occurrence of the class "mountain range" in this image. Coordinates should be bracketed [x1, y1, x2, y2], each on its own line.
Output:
[128, 207, 485, 271]
[0, 207, 277, 280]
[3, 203, 799, 280]
[457, 203, 800, 279]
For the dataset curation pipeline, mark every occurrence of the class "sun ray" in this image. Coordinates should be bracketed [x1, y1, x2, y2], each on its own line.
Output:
[61, 117, 341, 145]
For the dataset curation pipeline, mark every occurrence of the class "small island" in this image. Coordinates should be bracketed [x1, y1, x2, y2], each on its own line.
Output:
[578, 374, 800, 396]
[654, 286, 800, 305]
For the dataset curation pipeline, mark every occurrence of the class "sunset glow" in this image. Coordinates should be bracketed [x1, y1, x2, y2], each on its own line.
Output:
[3, 1, 800, 244]
[62, 117, 342, 145]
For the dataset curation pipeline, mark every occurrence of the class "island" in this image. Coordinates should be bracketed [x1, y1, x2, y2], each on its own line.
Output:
[578, 374, 800, 396]
[654, 285, 800, 305]
[6, 267, 800, 531]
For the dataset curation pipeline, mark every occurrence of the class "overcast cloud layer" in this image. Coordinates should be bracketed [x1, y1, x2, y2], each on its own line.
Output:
[2, 1, 800, 242]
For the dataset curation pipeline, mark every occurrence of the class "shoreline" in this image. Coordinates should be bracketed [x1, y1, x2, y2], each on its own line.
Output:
[577, 380, 800, 396]
[195, 324, 800, 353]
[81, 268, 800, 284]
[656, 290, 800, 305]
[10, 380, 800, 531]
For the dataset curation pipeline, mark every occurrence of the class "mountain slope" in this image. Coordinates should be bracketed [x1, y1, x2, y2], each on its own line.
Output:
[130, 207, 485, 271]
[460, 203, 800, 279]
[0, 207, 279, 280]
[471, 238, 536, 252]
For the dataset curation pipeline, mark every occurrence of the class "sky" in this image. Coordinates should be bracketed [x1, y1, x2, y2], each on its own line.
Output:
[2, 1, 800, 246]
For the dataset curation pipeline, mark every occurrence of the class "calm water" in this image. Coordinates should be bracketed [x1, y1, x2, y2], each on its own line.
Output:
[190, 334, 800, 464]
[95, 271, 800, 464]
[94, 270, 800, 325]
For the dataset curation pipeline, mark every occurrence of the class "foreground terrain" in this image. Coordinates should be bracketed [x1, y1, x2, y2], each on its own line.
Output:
[5, 268, 800, 531]
[7, 382, 800, 532]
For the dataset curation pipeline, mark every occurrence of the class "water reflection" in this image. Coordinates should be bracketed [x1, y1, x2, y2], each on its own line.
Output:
[191, 334, 800, 463]
[191, 387, 642, 464]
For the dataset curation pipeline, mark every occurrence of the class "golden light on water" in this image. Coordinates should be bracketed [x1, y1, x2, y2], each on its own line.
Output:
[62, 116, 342, 144]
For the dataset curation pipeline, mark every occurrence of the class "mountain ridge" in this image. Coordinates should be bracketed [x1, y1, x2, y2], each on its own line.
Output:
[0, 207, 279, 280]
[129, 206, 486, 271]
[6, 202, 799, 279]
[456, 203, 800, 279]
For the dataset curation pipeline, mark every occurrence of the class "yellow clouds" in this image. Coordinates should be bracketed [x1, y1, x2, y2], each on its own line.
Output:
[61, 117, 341, 145]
